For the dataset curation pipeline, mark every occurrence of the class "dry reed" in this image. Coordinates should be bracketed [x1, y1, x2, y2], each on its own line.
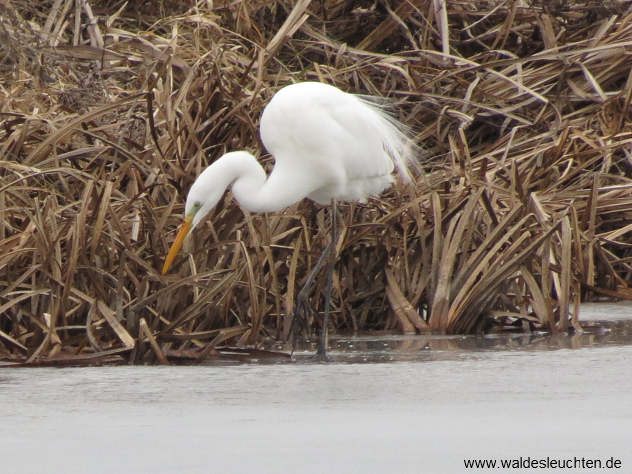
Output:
[1, 0, 631, 365]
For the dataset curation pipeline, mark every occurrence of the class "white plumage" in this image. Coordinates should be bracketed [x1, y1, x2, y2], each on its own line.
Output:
[258, 81, 411, 206]
[162, 81, 415, 359]
[181, 81, 413, 229]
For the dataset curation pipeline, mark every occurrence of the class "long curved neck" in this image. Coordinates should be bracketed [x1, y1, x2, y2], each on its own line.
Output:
[217, 151, 309, 213]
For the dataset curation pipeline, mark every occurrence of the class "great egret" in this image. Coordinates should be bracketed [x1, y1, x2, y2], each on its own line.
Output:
[162, 81, 414, 361]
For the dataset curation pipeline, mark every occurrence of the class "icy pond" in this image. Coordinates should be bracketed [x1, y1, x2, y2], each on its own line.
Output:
[2, 302, 631, 473]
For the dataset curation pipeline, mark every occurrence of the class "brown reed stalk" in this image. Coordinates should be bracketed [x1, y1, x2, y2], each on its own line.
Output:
[1, 0, 631, 364]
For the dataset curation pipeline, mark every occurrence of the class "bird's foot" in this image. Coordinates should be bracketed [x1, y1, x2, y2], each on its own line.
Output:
[290, 289, 331, 363]
[289, 293, 314, 353]
[312, 345, 330, 363]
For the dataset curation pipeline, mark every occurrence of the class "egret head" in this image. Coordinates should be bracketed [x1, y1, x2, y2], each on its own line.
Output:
[161, 150, 265, 274]
[161, 175, 224, 275]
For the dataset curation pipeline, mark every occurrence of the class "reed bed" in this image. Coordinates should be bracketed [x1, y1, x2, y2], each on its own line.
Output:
[1, 0, 631, 365]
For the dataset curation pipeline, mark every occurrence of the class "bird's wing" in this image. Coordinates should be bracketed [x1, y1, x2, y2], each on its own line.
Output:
[260, 82, 410, 187]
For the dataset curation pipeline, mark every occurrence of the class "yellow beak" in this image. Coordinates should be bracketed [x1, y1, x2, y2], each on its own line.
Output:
[162, 214, 193, 274]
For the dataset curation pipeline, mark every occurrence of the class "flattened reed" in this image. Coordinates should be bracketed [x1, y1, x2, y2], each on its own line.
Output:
[1, 0, 631, 365]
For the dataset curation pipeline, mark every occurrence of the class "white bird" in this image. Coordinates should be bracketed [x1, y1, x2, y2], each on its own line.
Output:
[162, 81, 414, 360]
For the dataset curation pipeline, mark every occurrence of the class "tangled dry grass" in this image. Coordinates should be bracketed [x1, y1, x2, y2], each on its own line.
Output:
[1, 0, 632, 365]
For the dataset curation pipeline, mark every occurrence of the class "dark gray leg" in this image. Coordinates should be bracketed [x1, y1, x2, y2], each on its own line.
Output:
[291, 237, 333, 349]
[316, 199, 337, 361]
[290, 201, 338, 362]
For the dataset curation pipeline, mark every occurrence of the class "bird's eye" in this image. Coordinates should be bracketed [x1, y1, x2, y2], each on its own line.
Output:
[193, 202, 201, 210]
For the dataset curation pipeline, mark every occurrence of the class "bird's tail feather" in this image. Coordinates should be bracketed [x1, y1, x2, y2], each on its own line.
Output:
[357, 94, 422, 183]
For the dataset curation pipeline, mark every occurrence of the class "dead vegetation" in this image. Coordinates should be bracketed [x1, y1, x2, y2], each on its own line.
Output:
[1, 0, 632, 365]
